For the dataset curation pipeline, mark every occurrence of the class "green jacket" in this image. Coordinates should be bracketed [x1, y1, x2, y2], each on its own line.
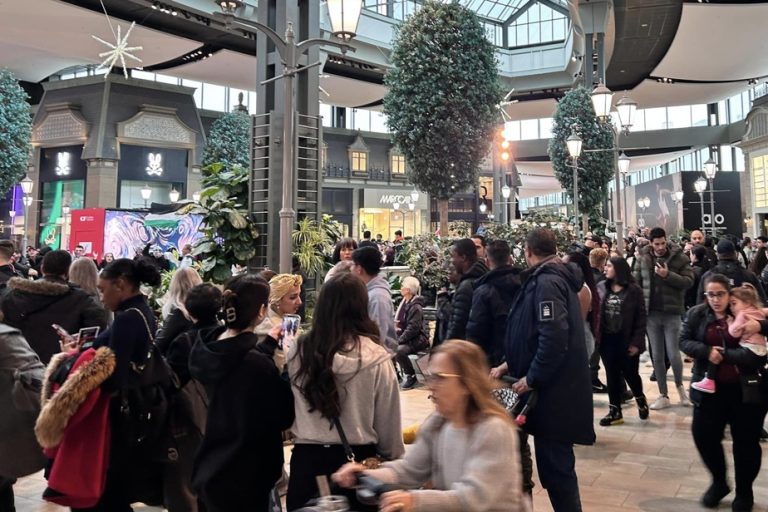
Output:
[632, 243, 694, 315]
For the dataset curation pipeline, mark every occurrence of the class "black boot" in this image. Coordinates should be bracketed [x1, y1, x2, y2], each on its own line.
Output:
[401, 375, 417, 390]
[732, 490, 753, 511]
[701, 481, 730, 508]
[636, 395, 649, 420]
[599, 406, 624, 426]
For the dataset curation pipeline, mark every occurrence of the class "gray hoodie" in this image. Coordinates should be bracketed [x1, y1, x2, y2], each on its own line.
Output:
[367, 273, 398, 351]
[287, 336, 405, 460]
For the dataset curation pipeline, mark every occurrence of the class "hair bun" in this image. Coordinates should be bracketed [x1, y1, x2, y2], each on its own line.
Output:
[135, 257, 162, 287]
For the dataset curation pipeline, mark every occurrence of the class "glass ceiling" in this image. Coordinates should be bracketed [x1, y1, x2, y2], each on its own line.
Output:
[460, 0, 568, 23]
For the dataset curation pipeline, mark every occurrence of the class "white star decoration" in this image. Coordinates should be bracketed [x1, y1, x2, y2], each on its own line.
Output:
[92, 22, 143, 78]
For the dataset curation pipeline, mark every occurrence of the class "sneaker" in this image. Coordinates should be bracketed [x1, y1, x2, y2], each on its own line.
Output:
[636, 395, 649, 420]
[599, 406, 624, 426]
[592, 379, 608, 393]
[640, 352, 650, 363]
[650, 395, 671, 410]
[701, 481, 730, 508]
[677, 384, 691, 406]
[401, 375, 417, 390]
[692, 377, 716, 394]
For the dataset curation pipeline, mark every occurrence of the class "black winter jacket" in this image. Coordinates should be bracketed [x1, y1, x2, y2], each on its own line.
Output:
[504, 257, 595, 446]
[466, 265, 522, 365]
[155, 307, 194, 355]
[445, 260, 489, 340]
[596, 281, 647, 352]
[697, 257, 767, 305]
[189, 327, 294, 509]
[2, 276, 108, 364]
[397, 296, 429, 350]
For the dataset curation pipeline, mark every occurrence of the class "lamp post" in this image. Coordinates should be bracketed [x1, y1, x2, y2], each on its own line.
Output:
[694, 177, 707, 233]
[8, 210, 15, 236]
[637, 196, 650, 227]
[169, 187, 181, 203]
[618, 152, 631, 235]
[62, 205, 71, 252]
[20, 176, 34, 264]
[566, 129, 583, 238]
[140, 184, 152, 208]
[408, 201, 416, 235]
[591, 84, 638, 255]
[703, 157, 718, 236]
[501, 183, 513, 226]
[216, 0, 362, 273]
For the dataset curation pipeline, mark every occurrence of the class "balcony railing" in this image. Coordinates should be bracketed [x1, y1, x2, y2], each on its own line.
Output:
[323, 162, 407, 183]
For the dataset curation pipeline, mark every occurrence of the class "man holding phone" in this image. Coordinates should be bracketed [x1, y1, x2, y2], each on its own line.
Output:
[1, 250, 107, 364]
[633, 227, 694, 410]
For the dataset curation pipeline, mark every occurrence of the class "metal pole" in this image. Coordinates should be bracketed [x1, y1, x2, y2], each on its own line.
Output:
[622, 174, 629, 237]
[22, 199, 29, 265]
[698, 192, 705, 233]
[708, 177, 716, 237]
[572, 157, 580, 239]
[613, 129, 625, 256]
[278, 24, 297, 274]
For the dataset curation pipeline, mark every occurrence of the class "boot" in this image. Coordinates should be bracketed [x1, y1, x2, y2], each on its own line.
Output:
[636, 395, 649, 420]
[599, 405, 624, 426]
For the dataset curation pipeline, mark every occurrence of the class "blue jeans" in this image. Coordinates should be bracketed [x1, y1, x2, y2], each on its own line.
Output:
[534, 437, 582, 512]
[646, 311, 684, 396]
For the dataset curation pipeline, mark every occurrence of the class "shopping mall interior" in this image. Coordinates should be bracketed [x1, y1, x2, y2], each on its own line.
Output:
[4, 0, 768, 510]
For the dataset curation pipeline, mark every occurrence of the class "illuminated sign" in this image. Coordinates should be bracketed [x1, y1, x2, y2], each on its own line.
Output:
[146, 153, 163, 176]
[55, 152, 71, 176]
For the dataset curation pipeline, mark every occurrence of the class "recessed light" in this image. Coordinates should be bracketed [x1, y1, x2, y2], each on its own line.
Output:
[641, 23, 648, 27]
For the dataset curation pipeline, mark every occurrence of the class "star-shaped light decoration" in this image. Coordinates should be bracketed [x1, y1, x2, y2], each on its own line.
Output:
[92, 22, 143, 78]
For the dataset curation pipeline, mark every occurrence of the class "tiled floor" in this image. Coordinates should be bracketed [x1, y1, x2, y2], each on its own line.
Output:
[13, 358, 768, 511]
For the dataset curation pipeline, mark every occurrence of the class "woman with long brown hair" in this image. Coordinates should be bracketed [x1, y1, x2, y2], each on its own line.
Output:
[334, 340, 527, 512]
[286, 273, 404, 510]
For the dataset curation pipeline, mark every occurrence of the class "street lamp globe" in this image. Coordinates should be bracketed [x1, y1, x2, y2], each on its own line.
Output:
[703, 158, 718, 180]
[643, 197, 651, 209]
[408, 202, 415, 211]
[193, 191, 201, 202]
[674, 191, 684, 202]
[410, 189, 419, 203]
[694, 176, 708, 194]
[501, 184, 511, 199]
[637, 198, 645, 209]
[392, 201, 400, 211]
[591, 83, 614, 119]
[8, 210, 15, 219]
[479, 201, 487, 214]
[62, 205, 71, 216]
[327, 0, 363, 41]
[20, 176, 34, 195]
[566, 131, 583, 159]
[618, 152, 631, 174]
[140, 184, 152, 201]
[169, 188, 181, 203]
[214, 0, 242, 15]
[616, 95, 638, 132]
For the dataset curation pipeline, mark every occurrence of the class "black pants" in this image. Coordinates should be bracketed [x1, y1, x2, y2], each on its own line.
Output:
[589, 348, 601, 382]
[691, 382, 763, 500]
[286, 443, 378, 512]
[600, 333, 645, 410]
[533, 437, 582, 512]
[0, 477, 15, 512]
[518, 431, 534, 495]
[395, 344, 418, 376]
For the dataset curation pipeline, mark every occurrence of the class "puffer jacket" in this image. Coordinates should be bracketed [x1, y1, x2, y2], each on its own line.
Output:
[465, 265, 522, 365]
[1, 277, 108, 364]
[446, 260, 489, 340]
[397, 296, 430, 350]
[632, 243, 694, 315]
[698, 257, 767, 305]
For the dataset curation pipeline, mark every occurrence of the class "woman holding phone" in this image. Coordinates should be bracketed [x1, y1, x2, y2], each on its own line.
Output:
[256, 273, 303, 367]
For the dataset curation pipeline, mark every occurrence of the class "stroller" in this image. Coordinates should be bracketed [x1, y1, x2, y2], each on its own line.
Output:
[491, 375, 539, 427]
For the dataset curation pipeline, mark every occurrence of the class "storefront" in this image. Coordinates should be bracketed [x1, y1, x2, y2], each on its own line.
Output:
[38, 145, 87, 249]
[359, 188, 429, 240]
[118, 145, 188, 207]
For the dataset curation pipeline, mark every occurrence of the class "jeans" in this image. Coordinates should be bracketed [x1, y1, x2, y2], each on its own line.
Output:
[646, 311, 684, 396]
[534, 437, 582, 512]
[692, 383, 763, 501]
[600, 333, 645, 410]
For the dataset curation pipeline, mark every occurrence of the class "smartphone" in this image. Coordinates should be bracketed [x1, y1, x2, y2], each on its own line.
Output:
[51, 324, 70, 338]
[78, 326, 100, 347]
[281, 314, 301, 354]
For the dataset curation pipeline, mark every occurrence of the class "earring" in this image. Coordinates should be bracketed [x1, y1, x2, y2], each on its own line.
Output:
[225, 307, 237, 323]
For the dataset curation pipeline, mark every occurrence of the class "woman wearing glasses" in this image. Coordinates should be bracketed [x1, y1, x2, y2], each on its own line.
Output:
[333, 340, 527, 512]
[681, 273, 766, 511]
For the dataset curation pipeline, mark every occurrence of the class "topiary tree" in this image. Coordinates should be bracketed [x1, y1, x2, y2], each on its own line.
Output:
[0, 69, 32, 196]
[548, 87, 614, 232]
[384, 1, 502, 235]
[202, 106, 250, 169]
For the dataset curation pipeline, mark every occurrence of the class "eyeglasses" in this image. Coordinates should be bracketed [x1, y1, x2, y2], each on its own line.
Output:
[424, 372, 461, 385]
[704, 291, 728, 299]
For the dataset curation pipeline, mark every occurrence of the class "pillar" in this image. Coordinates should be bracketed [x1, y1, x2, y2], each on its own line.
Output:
[85, 159, 118, 208]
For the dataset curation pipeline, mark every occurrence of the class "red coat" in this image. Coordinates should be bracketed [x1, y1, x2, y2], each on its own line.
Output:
[35, 347, 116, 508]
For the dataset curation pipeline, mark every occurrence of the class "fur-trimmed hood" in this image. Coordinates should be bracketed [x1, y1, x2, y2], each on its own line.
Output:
[8, 276, 71, 296]
[35, 347, 115, 449]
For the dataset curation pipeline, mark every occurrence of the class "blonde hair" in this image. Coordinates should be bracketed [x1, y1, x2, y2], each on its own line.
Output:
[269, 273, 303, 309]
[401, 276, 421, 296]
[69, 257, 99, 297]
[433, 340, 515, 426]
[731, 283, 761, 309]
[162, 267, 203, 319]
[588, 248, 609, 269]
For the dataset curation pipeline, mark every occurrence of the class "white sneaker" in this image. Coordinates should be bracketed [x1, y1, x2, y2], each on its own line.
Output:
[650, 396, 671, 410]
[677, 385, 691, 407]
[639, 352, 650, 363]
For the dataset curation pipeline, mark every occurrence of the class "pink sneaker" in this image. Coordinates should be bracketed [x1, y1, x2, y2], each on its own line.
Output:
[692, 377, 716, 394]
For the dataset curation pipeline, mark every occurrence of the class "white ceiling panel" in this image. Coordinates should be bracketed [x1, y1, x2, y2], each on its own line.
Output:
[502, 98, 558, 121]
[319, 75, 387, 109]
[164, 50, 258, 91]
[629, 79, 749, 109]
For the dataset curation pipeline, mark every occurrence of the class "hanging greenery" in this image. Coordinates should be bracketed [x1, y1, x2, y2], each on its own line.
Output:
[202, 109, 250, 169]
[384, 1, 502, 234]
[0, 69, 32, 197]
[547, 87, 614, 229]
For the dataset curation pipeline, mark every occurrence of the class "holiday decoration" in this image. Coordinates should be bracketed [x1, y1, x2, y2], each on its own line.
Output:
[0, 69, 32, 197]
[92, 21, 143, 78]
[384, 1, 501, 235]
[548, 87, 613, 230]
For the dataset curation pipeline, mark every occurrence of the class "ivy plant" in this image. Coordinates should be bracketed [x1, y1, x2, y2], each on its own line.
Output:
[384, 1, 502, 234]
[0, 69, 32, 197]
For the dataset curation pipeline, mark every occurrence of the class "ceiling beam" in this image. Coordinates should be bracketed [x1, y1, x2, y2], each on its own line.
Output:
[503, 0, 536, 28]
[538, 0, 569, 17]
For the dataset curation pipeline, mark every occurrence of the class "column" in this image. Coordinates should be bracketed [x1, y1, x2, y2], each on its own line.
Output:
[85, 159, 119, 208]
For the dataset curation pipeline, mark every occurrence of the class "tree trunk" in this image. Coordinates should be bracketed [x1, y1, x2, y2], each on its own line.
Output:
[438, 198, 449, 237]
[582, 213, 589, 235]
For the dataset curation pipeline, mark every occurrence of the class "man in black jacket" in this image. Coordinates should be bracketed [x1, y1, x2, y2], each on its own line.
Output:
[697, 239, 766, 304]
[445, 238, 488, 340]
[1, 250, 108, 364]
[0, 240, 20, 287]
[466, 240, 521, 366]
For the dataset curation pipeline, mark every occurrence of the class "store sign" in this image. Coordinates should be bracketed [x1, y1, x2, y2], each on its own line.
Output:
[146, 153, 164, 176]
[364, 189, 428, 209]
[379, 194, 408, 206]
[55, 152, 71, 176]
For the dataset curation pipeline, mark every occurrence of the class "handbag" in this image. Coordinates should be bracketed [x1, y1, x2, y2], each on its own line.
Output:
[332, 417, 383, 470]
[717, 325, 763, 405]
